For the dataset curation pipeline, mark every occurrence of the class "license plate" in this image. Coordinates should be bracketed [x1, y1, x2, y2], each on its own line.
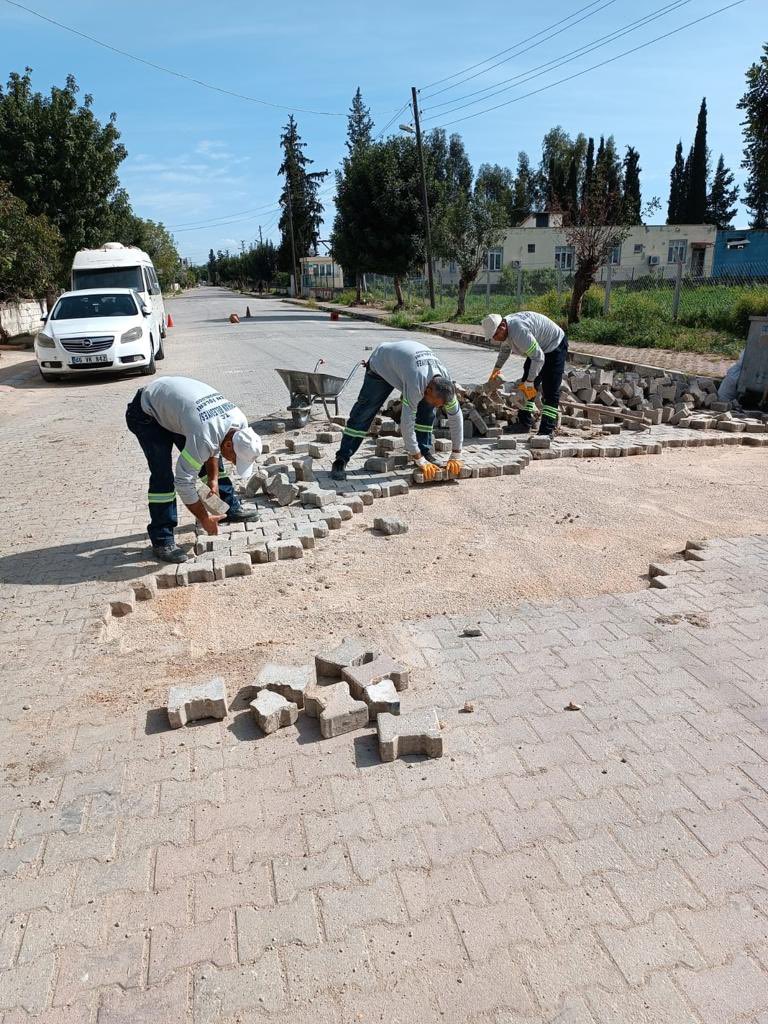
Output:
[70, 354, 110, 365]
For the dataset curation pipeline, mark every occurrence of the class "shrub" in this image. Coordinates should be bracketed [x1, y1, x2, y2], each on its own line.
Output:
[731, 289, 768, 337]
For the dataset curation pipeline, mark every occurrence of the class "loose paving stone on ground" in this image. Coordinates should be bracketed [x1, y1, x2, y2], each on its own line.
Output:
[167, 677, 228, 729]
[4, 290, 768, 1021]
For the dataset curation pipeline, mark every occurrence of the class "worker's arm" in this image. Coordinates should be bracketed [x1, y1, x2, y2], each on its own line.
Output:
[174, 444, 222, 534]
[493, 320, 515, 372]
[205, 456, 219, 495]
[516, 325, 545, 381]
[445, 394, 464, 454]
[400, 395, 420, 458]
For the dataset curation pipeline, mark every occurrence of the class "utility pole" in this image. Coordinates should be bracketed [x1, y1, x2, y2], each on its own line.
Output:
[286, 184, 300, 298]
[411, 86, 435, 309]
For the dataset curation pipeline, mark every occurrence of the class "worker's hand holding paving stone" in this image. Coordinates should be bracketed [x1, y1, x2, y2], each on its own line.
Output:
[417, 459, 439, 482]
[517, 382, 538, 402]
[446, 455, 463, 477]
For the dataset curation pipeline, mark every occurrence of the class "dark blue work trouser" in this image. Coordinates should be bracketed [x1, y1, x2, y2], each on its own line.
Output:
[335, 368, 435, 464]
[518, 336, 569, 433]
[126, 390, 241, 547]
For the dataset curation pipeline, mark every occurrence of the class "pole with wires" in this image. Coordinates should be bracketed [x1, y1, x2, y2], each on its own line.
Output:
[410, 87, 436, 309]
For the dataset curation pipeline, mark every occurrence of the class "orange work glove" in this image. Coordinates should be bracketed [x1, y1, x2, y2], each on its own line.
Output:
[446, 456, 463, 477]
[517, 382, 537, 402]
[488, 367, 503, 383]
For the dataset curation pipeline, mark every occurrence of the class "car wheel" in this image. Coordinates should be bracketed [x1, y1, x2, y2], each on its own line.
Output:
[39, 369, 60, 383]
[140, 342, 157, 376]
[155, 333, 165, 361]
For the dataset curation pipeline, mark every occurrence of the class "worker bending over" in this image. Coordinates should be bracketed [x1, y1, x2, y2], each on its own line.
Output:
[331, 339, 463, 481]
[126, 376, 262, 563]
[482, 311, 568, 436]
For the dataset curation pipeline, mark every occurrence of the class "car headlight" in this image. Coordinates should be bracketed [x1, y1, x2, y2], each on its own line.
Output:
[36, 333, 55, 349]
[121, 326, 144, 343]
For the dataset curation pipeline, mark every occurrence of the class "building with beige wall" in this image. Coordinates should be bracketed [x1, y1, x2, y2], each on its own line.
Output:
[435, 220, 717, 287]
[299, 255, 344, 295]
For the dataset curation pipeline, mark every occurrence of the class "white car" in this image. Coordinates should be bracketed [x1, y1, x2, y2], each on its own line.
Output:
[35, 288, 164, 382]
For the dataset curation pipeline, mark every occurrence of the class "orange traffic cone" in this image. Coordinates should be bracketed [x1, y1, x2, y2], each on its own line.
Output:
[229, 313, 240, 324]
[166, 313, 174, 328]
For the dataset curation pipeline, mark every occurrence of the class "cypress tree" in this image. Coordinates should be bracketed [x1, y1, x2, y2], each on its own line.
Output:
[707, 154, 739, 228]
[667, 141, 686, 223]
[277, 115, 328, 274]
[622, 147, 642, 224]
[737, 44, 768, 228]
[345, 87, 374, 154]
[685, 98, 709, 222]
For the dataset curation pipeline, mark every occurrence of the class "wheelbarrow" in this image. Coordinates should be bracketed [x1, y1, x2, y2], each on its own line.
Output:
[275, 359, 361, 428]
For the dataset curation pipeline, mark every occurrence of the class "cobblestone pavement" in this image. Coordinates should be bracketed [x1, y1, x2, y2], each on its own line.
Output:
[2, 289, 768, 1022]
[302, 299, 734, 378]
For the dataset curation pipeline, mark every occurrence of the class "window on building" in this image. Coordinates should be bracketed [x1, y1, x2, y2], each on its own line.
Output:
[535, 213, 549, 228]
[448, 260, 457, 273]
[554, 245, 575, 270]
[485, 248, 503, 272]
[667, 239, 688, 264]
[609, 244, 621, 266]
[633, 243, 644, 255]
[527, 243, 536, 254]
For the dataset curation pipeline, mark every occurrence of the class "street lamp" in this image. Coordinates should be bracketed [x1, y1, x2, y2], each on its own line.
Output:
[401, 88, 436, 310]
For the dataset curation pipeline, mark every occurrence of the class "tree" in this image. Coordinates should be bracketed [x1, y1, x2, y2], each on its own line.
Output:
[564, 191, 628, 324]
[0, 181, 62, 310]
[667, 141, 686, 224]
[207, 249, 218, 285]
[707, 155, 739, 228]
[511, 151, 538, 223]
[277, 115, 328, 278]
[475, 163, 514, 213]
[621, 146, 642, 225]
[684, 98, 709, 222]
[332, 142, 376, 302]
[582, 137, 595, 209]
[0, 69, 126, 268]
[592, 135, 622, 220]
[738, 44, 768, 228]
[345, 87, 374, 153]
[432, 139, 508, 318]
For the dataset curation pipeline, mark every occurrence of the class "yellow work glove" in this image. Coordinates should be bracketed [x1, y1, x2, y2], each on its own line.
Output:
[517, 382, 537, 402]
[446, 456, 463, 477]
[419, 461, 439, 482]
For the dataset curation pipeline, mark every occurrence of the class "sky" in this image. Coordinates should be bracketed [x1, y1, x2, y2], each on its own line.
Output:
[0, 0, 760, 265]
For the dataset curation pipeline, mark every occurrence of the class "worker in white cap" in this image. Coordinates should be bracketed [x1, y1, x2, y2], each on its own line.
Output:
[481, 311, 568, 435]
[126, 376, 262, 562]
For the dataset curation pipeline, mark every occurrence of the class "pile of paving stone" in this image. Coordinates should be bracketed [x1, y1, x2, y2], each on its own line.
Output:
[164, 638, 443, 763]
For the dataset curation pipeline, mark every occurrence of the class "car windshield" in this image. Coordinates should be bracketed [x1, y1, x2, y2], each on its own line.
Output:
[52, 294, 139, 320]
[72, 266, 144, 291]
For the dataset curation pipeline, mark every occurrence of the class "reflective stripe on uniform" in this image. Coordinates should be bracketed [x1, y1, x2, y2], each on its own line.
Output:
[525, 341, 538, 356]
[415, 424, 433, 433]
[524, 401, 536, 412]
[181, 448, 202, 470]
[444, 397, 459, 413]
[342, 427, 368, 438]
[148, 490, 176, 503]
[541, 406, 559, 420]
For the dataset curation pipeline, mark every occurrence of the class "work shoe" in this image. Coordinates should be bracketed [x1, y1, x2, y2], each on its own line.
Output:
[421, 450, 441, 465]
[223, 507, 259, 524]
[537, 426, 555, 437]
[330, 459, 347, 481]
[152, 544, 187, 564]
[505, 421, 533, 434]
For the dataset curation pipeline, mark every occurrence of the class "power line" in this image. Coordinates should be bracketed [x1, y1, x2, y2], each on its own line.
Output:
[168, 200, 284, 230]
[3, 0, 346, 117]
[420, 0, 616, 98]
[422, 0, 693, 120]
[429, 0, 746, 129]
[169, 183, 337, 236]
[375, 101, 412, 140]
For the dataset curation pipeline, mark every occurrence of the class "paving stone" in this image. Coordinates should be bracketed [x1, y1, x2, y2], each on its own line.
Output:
[342, 653, 410, 694]
[301, 486, 338, 508]
[373, 516, 408, 536]
[109, 592, 135, 617]
[212, 554, 252, 580]
[378, 708, 443, 762]
[292, 456, 315, 482]
[304, 681, 369, 739]
[167, 677, 228, 728]
[130, 577, 157, 601]
[250, 690, 299, 734]
[187, 562, 215, 583]
[675, 953, 768, 1024]
[362, 678, 401, 720]
[193, 954, 287, 1021]
[253, 662, 312, 707]
[315, 638, 377, 679]
[236, 892, 320, 956]
[56, 937, 144, 1005]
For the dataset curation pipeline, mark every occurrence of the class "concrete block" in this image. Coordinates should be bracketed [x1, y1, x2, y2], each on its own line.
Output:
[530, 436, 551, 449]
[156, 566, 179, 590]
[364, 456, 395, 473]
[322, 511, 343, 530]
[198, 485, 229, 516]
[341, 495, 364, 514]
[301, 487, 337, 508]
[167, 678, 228, 729]
[304, 681, 368, 738]
[315, 638, 377, 680]
[292, 457, 315, 483]
[598, 389, 618, 406]
[213, 555, 253, 580]
[377, 708, 443, 762]
[434, 439, 452, 453]
[250, 690, 299, 734]
[187, 562, 215, 584]
[577, 388, 597, 405]
[308, 444, 324, 458]
[247, 543, 269, 564]
[267, 474, 299, 507]
[373, 516, 409, 536]
[468, 408, 488, 435]
[131, 577, 157, 601]
[342, 653, 410, 694]
[363, 679, 400, 720]
[315, 431, 336, 443]
[387, 479, 409, 496]
[277, 539, 304, 560]
[376, 437, 396, 454]
[285, 438, 310, 454]
[334, 504, 354, 521]
[110, 592, 135, 617]
[255, 663, 313, 707]
[312, 521, 330, 539]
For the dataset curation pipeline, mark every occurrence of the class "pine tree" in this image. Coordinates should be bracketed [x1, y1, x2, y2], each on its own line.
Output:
[667, 142, 685, 224]
[707, 154, 739, 228]
[582, 137, 595, 208]
[277, 115, 328, 277]
[345, 87, 374, 154]
[737, 43, 768, 228]
[621, 146, 642, 224]
[684, 98, 709, 222]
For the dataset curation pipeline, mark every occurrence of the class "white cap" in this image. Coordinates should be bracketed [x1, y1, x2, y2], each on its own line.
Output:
[232, 426, 262, 480]
[482, 313, 503, 343]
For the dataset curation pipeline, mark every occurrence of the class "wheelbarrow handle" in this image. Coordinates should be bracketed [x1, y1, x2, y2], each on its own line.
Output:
[313, 358, 326, 373]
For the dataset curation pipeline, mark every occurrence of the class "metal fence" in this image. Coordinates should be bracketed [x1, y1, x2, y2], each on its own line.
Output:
[352, 261, 768, 332]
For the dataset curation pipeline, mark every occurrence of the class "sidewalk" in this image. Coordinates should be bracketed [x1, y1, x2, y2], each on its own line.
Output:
[285, 299, 733, 380]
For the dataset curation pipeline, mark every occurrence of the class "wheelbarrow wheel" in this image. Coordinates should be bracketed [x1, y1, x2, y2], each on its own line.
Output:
[291, 407, 310, 429]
